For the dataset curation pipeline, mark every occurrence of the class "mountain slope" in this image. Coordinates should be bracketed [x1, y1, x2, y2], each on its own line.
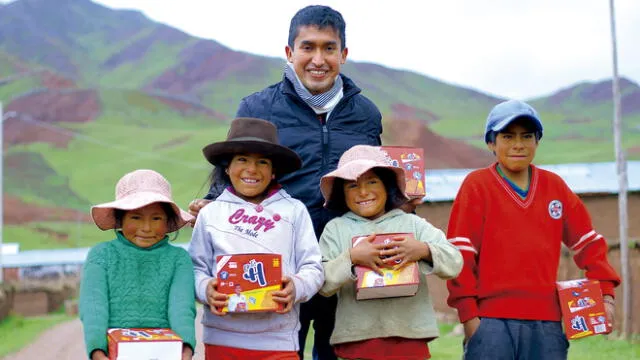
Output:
[1, 0, 640, 249]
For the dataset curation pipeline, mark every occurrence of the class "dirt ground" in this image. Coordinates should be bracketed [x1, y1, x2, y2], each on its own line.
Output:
[2, 309, 207, 360]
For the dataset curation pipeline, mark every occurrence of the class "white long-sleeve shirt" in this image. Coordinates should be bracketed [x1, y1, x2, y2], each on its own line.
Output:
[189, 188, 324, 351]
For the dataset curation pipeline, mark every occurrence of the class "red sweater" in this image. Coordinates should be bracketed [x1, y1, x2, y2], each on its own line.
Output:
[446, 163, 621, 323]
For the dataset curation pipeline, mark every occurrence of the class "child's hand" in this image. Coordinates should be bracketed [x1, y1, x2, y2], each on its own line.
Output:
[380, 234, 431, 269]
[90, 350, 109, 360]
[350, 234, 386, 275]
[188, 199, 212, 226]
[206, 278, 228, 316]
[273, 276, 296, 314]
[181, 344, 194, 360]
[603, 295, 615, 330]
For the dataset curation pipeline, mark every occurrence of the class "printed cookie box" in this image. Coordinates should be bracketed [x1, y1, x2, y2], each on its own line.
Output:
[381, 146, 425, 199]
[216, 253, 283, 313]
[556, 279, 611, 339]
[352, 233, 420, 300]
[107, 328, 182, 360]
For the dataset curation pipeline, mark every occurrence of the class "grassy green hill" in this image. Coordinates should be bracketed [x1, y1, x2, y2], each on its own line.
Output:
[1, 0, 640, 250]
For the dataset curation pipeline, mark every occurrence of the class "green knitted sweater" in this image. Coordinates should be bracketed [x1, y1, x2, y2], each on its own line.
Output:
[79, 231, 196, 358]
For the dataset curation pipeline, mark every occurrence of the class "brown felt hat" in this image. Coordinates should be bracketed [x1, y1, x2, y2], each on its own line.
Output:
[202, 118, 301, 176]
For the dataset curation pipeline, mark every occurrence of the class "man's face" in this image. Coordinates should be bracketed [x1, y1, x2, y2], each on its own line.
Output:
[285, 25, 348, 95]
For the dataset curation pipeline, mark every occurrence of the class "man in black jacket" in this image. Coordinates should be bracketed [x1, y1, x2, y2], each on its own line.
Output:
[190, 6, 382, 359]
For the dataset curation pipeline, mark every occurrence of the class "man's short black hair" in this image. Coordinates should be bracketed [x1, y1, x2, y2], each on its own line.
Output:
[288, 5, 346, 50]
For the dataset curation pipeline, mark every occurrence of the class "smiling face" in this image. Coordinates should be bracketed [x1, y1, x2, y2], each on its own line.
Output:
[121, 202, 169, 248]
[285, 25, 348, 95]
[343, 170, 388, 220]
[487, 120, 539, 179]
[227, 153, 275, 204]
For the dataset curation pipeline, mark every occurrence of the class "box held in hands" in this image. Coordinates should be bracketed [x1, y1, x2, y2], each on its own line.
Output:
[107, 328, 182, 360]
[353, 233, 420, 300]
[381, 146, 425, 199]
[216, 253, 283, 312]
[556, 278, 611, 340]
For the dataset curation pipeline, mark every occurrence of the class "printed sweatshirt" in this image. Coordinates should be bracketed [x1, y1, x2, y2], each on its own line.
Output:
[447, 163, 621, 323]
[319, 209, 463, 345]
[79, 232, 196, 359]
[189, 188, 324, 351]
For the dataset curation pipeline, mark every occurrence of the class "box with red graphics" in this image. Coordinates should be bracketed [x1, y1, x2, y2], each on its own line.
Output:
[353, 233, 420, 300]
[381, 146, 425, 198]
[107, 328, 182, 360]
[556, 279, 611, 340]
[216, 253, 283, 313]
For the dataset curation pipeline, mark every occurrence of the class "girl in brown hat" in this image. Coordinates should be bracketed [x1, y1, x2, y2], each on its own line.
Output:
[189, 117, 324, 360]
[79, 169, 196, 360]
[318, 145, 463, 360]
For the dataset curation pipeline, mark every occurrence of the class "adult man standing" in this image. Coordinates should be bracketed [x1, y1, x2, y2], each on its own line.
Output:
[190, 6, 383, 359]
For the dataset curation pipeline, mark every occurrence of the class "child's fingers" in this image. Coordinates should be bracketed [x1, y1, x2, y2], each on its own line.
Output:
[391, 235, 408, 242]
[369, 259, 385, 275]
[392, 259, 409, 270]
[208, 302, 227, 316]
[275, 300, 293, 314]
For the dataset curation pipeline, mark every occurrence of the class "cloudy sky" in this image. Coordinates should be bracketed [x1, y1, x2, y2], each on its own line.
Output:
[10, 0, 640, 99]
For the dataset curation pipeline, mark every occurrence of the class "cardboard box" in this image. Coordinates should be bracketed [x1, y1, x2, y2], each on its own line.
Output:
[381, 146, 425, 198]
[107, 328, 182, 360]
[216, 253, 283, 312]
[353, 233, 420, 300]
[556, 279, 611, 340]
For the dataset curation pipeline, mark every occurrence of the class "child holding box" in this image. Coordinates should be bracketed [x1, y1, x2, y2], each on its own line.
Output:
[318, 145, 463, 360]
[80, 169, 196, 360]
[189, 117, 324, 360]
[446, 100, 621, 359]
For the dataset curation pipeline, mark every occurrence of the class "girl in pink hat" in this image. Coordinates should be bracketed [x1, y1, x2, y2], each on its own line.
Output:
[189, 117, 323, 360]
[318, 145, 463, 360]
[79, 169, 196, 360]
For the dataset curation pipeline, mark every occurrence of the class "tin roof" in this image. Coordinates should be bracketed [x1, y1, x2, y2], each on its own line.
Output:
[425, 161, 640, 202]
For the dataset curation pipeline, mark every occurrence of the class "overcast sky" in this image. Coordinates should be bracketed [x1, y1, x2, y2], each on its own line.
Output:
[6, 0, 640, 99]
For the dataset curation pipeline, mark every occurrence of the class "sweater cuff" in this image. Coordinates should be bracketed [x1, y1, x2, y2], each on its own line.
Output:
[454, 297, 479, 323]
[196, 277, 213, 304]
[599, 280, 616, 298]
[292, 274, 307, 303]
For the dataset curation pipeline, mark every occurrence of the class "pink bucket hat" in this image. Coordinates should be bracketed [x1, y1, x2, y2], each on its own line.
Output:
[91, 169, 194, 232]
[320, 145, 409, 206]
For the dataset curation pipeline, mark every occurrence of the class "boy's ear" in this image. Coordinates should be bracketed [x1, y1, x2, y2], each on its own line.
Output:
[486, 142, 496, 153]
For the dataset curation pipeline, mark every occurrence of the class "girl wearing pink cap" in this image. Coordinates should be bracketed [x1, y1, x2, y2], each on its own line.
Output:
[318, 145, 463, 360]
[79, 169, 196, 360]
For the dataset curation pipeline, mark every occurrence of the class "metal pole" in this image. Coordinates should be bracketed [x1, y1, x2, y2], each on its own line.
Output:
[0, 101, 4, 284]
[609, 0, 630, 339]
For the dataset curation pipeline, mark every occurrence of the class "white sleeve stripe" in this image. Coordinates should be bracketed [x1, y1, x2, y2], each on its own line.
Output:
[457, 245, 478, 254]
[573, 235, 604, 254]
[571, 230, 597, 250]
[449, 237, 472, 245]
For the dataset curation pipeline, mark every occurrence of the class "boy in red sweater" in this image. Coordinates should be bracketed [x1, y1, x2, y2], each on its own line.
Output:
[446, 99, 621, 359]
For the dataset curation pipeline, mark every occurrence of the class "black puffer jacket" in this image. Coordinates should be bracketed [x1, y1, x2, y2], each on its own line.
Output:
[208, 74, 382, 238]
